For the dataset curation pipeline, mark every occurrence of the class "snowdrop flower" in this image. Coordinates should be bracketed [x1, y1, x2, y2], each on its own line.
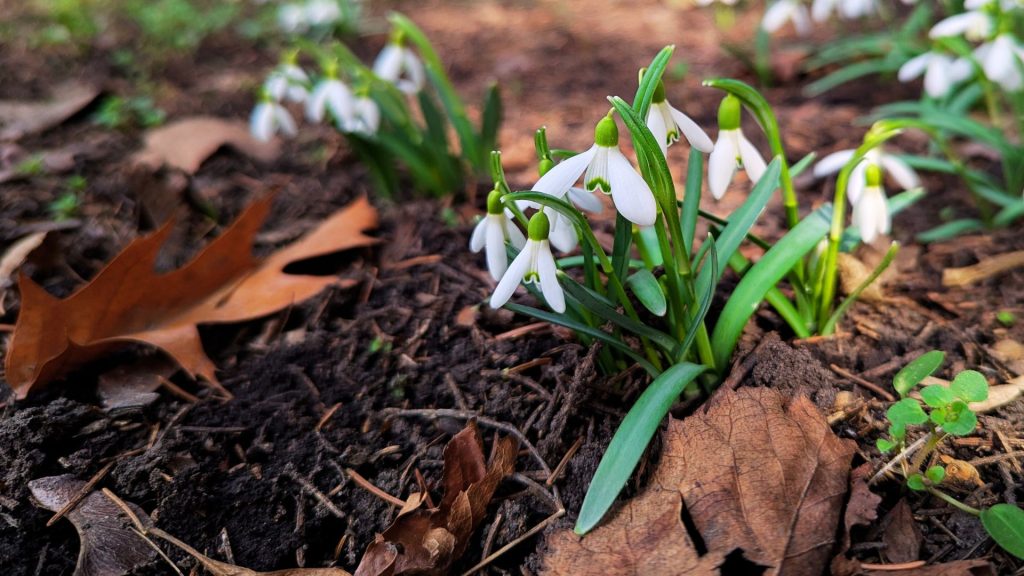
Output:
[812, 0, 874, 21]
[975, 34, 1024, 92]
[930, 9, 993, 41]
[708, 95, 767, 200]
[277, 4, 309, 34]
[471, 189, 527, 281]
[696, 0, 739, 5]
[762, 0, 812, 35]
[373, 33, 425, 95]
[530, 113, 656, 226]
[306, 61, 355, 127]
[814, 146, 920, 202]
[250, 94, 298, 142]
[522, 155, 603, 253]
[851, 164, 890, 243]
[264, 52, 310, 103]
[646, 81, 713, 156]
[898, 51, 973, 98]
[349, 94, 381, 135]
[305, 0, 341, 27]
[490, 211, 565, 313]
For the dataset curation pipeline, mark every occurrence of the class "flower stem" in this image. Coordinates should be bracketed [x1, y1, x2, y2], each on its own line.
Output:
[927, 487, 981, 516]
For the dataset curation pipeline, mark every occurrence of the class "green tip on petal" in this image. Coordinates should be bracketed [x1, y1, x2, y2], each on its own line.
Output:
[323, 59, 339, 79]
[389, 27, 407, 46]
[594, 113, 619, 148]
[538, 157, 554, 177]
[283, 48, 300, 65]
[718, 94, 741, 131]
[486, 188, 504, 215]
[652, 80, 667, 104]
[527, 211, 550, 241]
[865, 163, 883, 187]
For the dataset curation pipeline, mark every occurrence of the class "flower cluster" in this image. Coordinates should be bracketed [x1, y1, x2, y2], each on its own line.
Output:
[250, 36, 424, 142]
[760, 0, 883, 35]
[276, 0, 352, 35]
[899, 0, 1024, 96]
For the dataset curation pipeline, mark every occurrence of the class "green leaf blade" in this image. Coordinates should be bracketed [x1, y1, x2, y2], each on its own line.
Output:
[893, 350, 945, 397]
[951, 370, 988, 403]
[981, 504, 1024, 559]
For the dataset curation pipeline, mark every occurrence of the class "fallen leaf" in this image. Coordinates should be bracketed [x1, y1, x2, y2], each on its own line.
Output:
[132, 116, 280, 174]
[881, 500, 921, 563]
[989, 339, 1024, 376]
[0, 82, 101, 140]
[831, 464, 882, 575]
[0, 231, 47, 314]
[5, 195, 378, 398]
[355, 422, 518, 576]
[544, 388, 856, 576]
[837, 253, 884, 302]
[28, 475, 156, 576]
[914, 375, 1024, 413]
[148, 526, 350, 576]
[859, 559, 994, 576]
[97, 356, 178, 410]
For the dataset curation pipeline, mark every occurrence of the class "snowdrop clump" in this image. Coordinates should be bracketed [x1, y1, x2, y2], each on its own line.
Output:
[276, 0, 352, 35]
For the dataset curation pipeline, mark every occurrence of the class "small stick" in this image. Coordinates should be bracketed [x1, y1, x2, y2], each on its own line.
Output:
[385, 254, 442, 271]
[547, 437, 584, 487]
[157, 376, 199, 403]
[969, 450, 1024, 467]
[830, 364, 896, 402]
[481, 513, 503, 561]
[282, 470, 347, 519]
[414, 468, 435, 509]
[871, 433, 933, 485]
[461, 508, 565, 576]
[493, 322, 549, 341]
[345, 468, 406, 508]
[943, 250, 1024, 286]
[100, 489, 184, 576]
[315, 402, 343, 432]
[46, 461, 115, 527]
[859, 561, 927, 571]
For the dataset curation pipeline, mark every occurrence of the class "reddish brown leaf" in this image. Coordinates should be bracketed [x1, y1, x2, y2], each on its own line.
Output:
[0, 231, 47, 314]
[544, 388, 856, 576]
[831, 463, 883, 575]
[131, 116, 280, 174]
[355, 422, 517, 576]
[5, 195, 377, 398]
[0, 82, 100, 141]
[882, 499, 921, 564]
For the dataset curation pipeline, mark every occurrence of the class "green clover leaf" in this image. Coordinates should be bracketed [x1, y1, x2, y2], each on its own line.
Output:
[951, 370, 988, 403]
[926, 465, 945, 485]
[921, 385, 954, 408]
[907, 473, 926, 491]
[887, 398, 928, 428]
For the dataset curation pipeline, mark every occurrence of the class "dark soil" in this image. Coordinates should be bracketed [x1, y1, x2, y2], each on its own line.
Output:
[1, 1, 1022, 575]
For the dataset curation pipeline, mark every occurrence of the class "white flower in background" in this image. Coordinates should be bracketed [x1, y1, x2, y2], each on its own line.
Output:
[812, 0, 875, 21]
[306, 62, 355, 127]
[708, 94, 767, 200]
[264, 54, 310, 103]
[814, 146, 920, 202]
[305, 0, 341, 26]
[349, 94, 381, 135]
[975, 34, 1024, 91]
[695, 0, 740, 5]
[471, 189, 527, 281]
[373, 35, 426, 95]
[762, 0, 812, 35]
[524, 156, 604, 253]
[646, 81, 714, 155]
[250, 97, 298, 142]
[530, 113, 657, 226]
[277, 4, 309, 34]
[930, 9, 993, 41]
[851, 164, 890, 243]
[898, 51, 973, 98]
[491, 211, 565, 313]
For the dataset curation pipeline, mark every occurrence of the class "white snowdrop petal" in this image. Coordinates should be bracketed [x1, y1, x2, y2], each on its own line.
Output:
[306, 83, 329, 122]
[924, 58, 952, 98]
[548, 213, 578, 253]
[505, 219, 527, 250]
[536, 242, 565, 313]
[813, 149, 855, 178]
[646, 107, 670, 156]
[469, 218, 488, 252]
[737, 134, 767, 183]
[847, 162, 867, 205]
[584, 147, 611, 193]
[373, 45, 403, 82]
[402, 50, 426, 92]
[485, 217, 508, 281]
[669, 107, 714, 153]
[250, 104, 274, 142]
[567, 186, 605, 213]
[898, 53, 930, 82]
[792, 4, 812, 35]
[762, 0, 795, 32]
[708, 134, 737, 200]
[608, 149, 657, 226]
[275, 105, 298, 137]
[812, 0, 835, 22]
[326, 83, 355, 126]
[930, 12, 982, 38]
[491, 242, 534, 309]
[880, 155, 921, 190]
[532, 146, 596, 197]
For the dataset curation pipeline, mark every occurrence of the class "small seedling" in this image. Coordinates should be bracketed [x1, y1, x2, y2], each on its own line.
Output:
[48, 192, 80, 221]
[996, 310, 1016, 327]
[877, 350, 1024, 559]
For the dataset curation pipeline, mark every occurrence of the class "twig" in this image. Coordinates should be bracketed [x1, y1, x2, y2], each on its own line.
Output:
[969, 450, 1024, 467]
[481, 513, 503, 561]
[345, 468, 406, 508]
[547, 436, 584, 487]
[100, 489, 184, 576]
[46, 461, 115, 527]
[493, 322, 549, 341]
[461, 508, 565, 576]
[871, 433, 933, 485]
[281, 470, 347, 519]
[157, 376, 198, 403]
[859, 561, 927, 571]
[315, 402, 343, 432]
[830, 364, 896, 402]
[943, 250, 1024, 286]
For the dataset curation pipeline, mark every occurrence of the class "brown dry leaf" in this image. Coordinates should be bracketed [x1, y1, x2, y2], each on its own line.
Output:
[990, 339, 1024, 376]
[0, 231, 47, 314]
[0, 82, 101, 140]
[914, 375, 1024, 413]
[831, 464, 883, 575]
[132, 116, 280, 174]
[28, 475, 156, 576]
[881, 499, 921, 563]
[5, 195, 378, 398]
[354, 422, 518, 576]
[148, 526, 350, 576]
[837, 253, 885, 302]
[544, 388, 856, 576]
[859, 559, 994, 576]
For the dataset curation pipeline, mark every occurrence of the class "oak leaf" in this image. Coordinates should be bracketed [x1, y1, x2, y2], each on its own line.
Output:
[5, 195, 377, 398]
[0, 82, 100, 140]
[131, 116, 280, 174]
[355, 422, 518, 576]
[544, 388, 856, 576]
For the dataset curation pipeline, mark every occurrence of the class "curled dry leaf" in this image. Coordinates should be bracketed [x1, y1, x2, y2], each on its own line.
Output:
[837, 253, 885, 303]
[5, 195, 378, 398]
[28, 475, 156, 576]
[132, 116, 280, 175]
[544, 388, 856, 576]
[0, 231, 47, 314]
[0, 82, 101, 141]
[355, 422, 518, 576]
[989, 340, 1024, 376]
[831, 463, 883, 576]
[881, 500, 921, 564]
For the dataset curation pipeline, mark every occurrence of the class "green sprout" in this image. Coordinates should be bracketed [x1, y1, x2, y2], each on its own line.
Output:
[876, 350, 1024, 560]
[48, 192, 80, 221]
[996, 310, 1016, 327]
